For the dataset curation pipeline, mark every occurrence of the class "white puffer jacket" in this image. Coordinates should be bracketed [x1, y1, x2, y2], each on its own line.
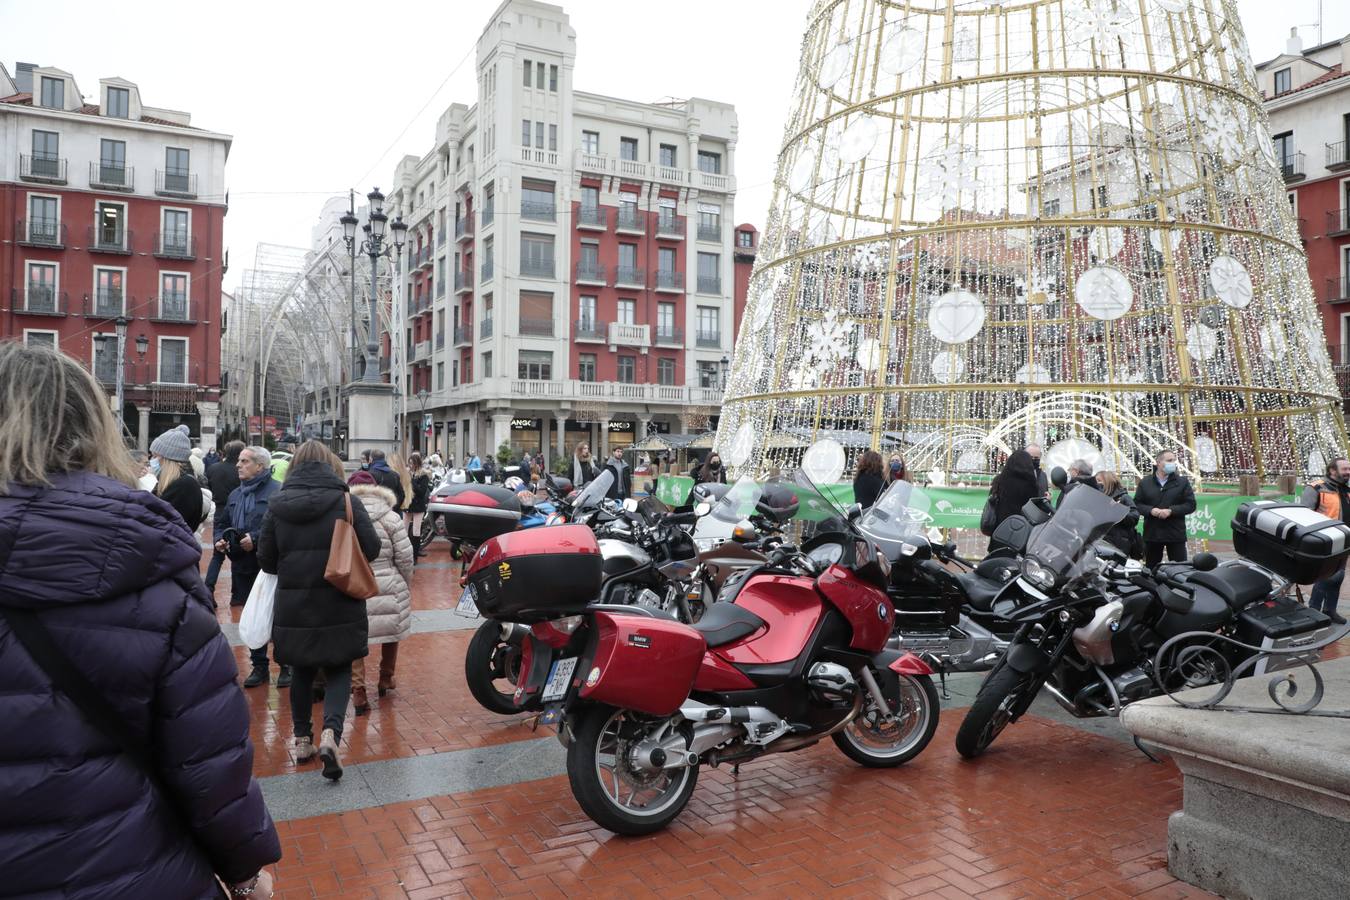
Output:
[350, 484, 414, 643]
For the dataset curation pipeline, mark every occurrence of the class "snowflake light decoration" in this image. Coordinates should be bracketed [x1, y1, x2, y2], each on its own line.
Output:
[1066, 0, 1135, 50]
[805, 309, 850, 366]
[1196, 98, 1246, 163]
[919, 142, 982, 209]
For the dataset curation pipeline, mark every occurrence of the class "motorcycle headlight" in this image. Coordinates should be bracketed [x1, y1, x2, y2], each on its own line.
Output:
[1022, 557, 1056, 589]
[694, 537, 718, 552]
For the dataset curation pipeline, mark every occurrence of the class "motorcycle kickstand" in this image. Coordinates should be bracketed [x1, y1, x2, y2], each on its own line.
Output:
[938, 665, 950, 702]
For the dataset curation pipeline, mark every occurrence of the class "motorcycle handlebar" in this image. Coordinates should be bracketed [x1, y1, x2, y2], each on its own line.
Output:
[664, 510, 699, 526]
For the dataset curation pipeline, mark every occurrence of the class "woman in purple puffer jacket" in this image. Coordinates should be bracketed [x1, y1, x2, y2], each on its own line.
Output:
[0, 342, 281, 898]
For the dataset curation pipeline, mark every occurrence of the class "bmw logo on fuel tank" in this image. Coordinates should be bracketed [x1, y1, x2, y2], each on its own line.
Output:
[876, 602, 888, 621]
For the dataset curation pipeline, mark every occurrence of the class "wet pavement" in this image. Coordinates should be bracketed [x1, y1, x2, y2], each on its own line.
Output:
[205, 538, 1346, 898]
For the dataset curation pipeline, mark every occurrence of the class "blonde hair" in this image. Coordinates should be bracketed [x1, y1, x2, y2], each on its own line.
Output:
[155, 458, 184, 495]
[1097, 470, 1123, 495]
[287, 439, 345, 481]
[389, 452, 413, 510]
[0, 341, 139, 494]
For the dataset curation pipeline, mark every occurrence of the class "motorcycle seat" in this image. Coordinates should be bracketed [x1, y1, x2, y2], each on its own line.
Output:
[689, 602, 766, 648]
[956, 572, 1004, 612]
[1188, 567, 1271, 610]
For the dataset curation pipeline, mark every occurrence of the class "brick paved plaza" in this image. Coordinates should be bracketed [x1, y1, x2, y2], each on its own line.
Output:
[204, 538, 1348, 899]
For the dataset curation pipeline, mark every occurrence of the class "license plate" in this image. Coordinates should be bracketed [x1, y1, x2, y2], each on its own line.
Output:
[542, 657, 578, 702]
[455, 586, 479, 617]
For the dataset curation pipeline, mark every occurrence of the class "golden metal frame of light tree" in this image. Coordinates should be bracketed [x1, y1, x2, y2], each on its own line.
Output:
[716, 0, 1347, 481]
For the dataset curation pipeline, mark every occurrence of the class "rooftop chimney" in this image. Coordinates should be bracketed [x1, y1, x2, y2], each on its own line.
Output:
[1287, 27, 1303, 57]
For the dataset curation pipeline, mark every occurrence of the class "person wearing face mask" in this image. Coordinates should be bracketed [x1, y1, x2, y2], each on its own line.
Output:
[148, 427, 205, 536]
[696, 452, 727, 484]
[1300, 456, 1350, 624]
[1024, 443, 1049, 497]
[572, 442, 597, 487]
[1133, 449, 1195, 566]
[604, 447, 632, 501]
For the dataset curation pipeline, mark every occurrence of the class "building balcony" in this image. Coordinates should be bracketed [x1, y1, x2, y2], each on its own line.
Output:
[521, 200, 557, 223]
[454, 325, 471, 347]
[520, 148, 560, 167]
[1328, 277, 1350, 304]
[151, 295, 198, 324]
[455, 217, 474, 241]
[1328, 140, 1350, 173]
[608, 322, 650, 348]
[87, 225, 133, 255]
[480, 318, 494, 339]
[519, 317, 555, 337]
[574, 318, 607, 342]
[614, 207, 644, 234]
[455, 269, 473, 294]
[19, 153, 67, 184]
[695, 329, 722, 349]
[697, 223, 722, 243]
[575, 261, 607, 285]
[574, 150, 736, 193]
[1329, 208, 1350, 237]
[654, 325, 683, 347]
[482, 204, 494, 227]
[17, 218, 66, 249]
[480, 259, 494, 282]
[419, 248, 434, 270]
[613, 266, 645, 288]
[13, 286, 67, 317]
[473, 377, 723, 408]
[89, 161, 134, 192]
[413, 340, 432, 362]
[155, 232, 197, 260]
[520, 258, 555, 279]
[653, 270, 684, 293]
[576, 205, 605, 229]
[155, 169, 197, 198]
[696, 275, 722, 295]
[656, 213, 685, 239]
[1280, 152, 1306, 183]
[83, 290, 128, 319]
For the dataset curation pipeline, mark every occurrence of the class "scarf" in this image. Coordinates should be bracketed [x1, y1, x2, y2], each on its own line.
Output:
[573, 455, 591, 485]
[230, 468, 273, 530]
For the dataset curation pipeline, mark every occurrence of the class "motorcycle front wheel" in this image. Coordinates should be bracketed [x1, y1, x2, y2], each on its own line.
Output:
[954, 663, 1038, 759]
[567, 705, 699, 836]
[418, 514, 439, 550]
[832, 672, 939, 767]
[464, 621, 522, 715]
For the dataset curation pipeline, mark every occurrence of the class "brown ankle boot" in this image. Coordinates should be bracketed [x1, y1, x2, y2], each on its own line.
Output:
[377, 643, 399, 696]
[352, 684, 370, 715]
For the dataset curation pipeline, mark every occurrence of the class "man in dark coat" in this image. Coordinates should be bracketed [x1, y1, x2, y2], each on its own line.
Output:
[1133, 449, 1196, 566]
[367, 449, 405, 509]
[216, 445, 284, 686]
[258, 459, 380, 779]
[604, 447, 633, 501]
[0, 469, 281, 896]
[204, 439, 244, 596]
[1055, 459, 1101, 509]
[1025, 443, 1050, 497]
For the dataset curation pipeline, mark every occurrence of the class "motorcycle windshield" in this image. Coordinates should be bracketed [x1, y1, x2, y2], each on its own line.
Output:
[1025, 485, 1129, 580]
[709, 475, 763, 525]
[857, 479, 932, 543]
[787, 469, 851, 526]
[573, 470, 614, 511]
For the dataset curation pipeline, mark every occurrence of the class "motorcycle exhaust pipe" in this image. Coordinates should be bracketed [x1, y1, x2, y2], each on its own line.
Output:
[497, 622, 530, 645]
[1041, 682, 1081, 715]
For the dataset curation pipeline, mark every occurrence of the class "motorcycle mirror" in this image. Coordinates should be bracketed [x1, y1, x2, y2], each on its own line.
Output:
[1192, 551, 1218, 571]
[622, 498, 640, 513]
[694, 501, 712, 517]
[1050, 466, 1069, 489]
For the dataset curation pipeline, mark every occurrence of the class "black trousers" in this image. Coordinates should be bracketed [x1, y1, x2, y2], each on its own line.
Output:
[290, 664, 352, 741]
[1145, 541, 1187, 567]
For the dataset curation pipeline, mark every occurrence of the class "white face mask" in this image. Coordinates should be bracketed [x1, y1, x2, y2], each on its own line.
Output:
[149, 458, 162, 475]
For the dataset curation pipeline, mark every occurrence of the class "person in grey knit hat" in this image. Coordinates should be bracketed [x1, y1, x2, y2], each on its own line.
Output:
[149, 428, 203, 535]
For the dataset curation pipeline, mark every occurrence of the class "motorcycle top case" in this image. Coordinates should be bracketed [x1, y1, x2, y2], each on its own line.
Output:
[426, 483, 521, 545]
[1231, 501, 1350, 584]
[465, 523, 603, 622]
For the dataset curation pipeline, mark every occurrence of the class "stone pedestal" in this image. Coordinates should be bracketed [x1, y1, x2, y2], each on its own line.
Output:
[342, 381, 399, 459]
[1121, 656, 1350, 900]
[196, 400, 219, 452]
[135, 405, 152, 452]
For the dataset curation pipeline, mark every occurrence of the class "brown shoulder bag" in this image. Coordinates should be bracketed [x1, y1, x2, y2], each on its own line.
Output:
[325, 494, 379, 600]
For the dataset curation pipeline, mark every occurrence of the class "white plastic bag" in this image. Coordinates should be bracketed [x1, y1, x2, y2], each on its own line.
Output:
[238, 572, 277, 650]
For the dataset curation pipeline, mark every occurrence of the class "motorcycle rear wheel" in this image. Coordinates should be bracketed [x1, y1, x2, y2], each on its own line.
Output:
[954, 663, 1036, 759]
[464, 621, 522, 715]
[418, 514, 438, 550]
[567, 705, 698, 836]
[832, 672, 939, 767]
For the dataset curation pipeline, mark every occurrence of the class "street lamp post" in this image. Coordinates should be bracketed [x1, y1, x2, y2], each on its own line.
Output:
[340, 188, 407, 385]
[113, 315, 129, 437]
[416, 388, 430, 452]
[719, 354, 730, 390]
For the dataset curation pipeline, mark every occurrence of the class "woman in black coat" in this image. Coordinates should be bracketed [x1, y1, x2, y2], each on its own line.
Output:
[989, 449, 1041, 532]
[1097, 470, 1142, 558]
[258, 442, 379, 781]
[852, 449, 886, 509]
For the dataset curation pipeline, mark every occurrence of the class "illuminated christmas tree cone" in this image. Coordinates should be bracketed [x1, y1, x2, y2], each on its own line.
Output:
[717, 0, 1347, 484]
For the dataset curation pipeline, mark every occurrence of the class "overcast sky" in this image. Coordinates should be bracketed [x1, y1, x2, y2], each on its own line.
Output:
[5, 0, 1348, 295]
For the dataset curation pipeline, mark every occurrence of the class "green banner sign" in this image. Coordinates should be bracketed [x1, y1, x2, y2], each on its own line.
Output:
[655, 475, 695, 507]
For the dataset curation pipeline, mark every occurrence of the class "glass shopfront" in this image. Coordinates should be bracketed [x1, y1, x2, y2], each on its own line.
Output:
[509, 417, 542, 460]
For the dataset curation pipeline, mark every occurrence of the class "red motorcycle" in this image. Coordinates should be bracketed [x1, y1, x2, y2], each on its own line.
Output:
[458, 474, 940, 834]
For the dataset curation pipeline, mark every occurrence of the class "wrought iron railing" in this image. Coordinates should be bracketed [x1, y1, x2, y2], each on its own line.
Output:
[156, 169, 197, 197]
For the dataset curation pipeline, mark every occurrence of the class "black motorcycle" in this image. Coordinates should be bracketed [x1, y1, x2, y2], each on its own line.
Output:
[954, 485, 1337, 758]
